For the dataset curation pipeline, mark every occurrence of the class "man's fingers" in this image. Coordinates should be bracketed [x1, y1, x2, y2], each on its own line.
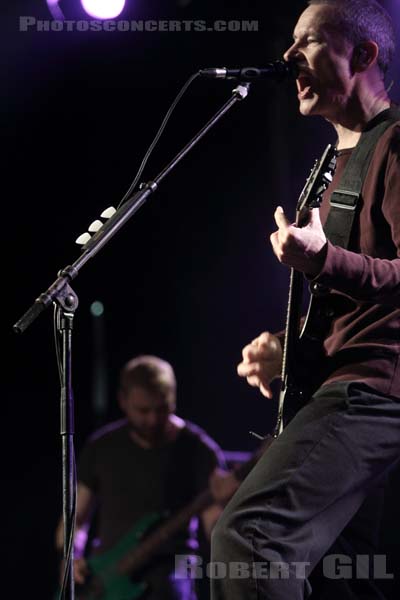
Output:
[270, 231, 279, 256]
[239, 332, 281, 399]
[74, 559, 89, 585]
[308, 207, 322, 227]
[238, 359, 273, 378]
[242, 343, 256, 363]
[237, 360, 260, 377]
[274, 206, 290, 229]
[259, 383, 273, 399]
[242, 344, 264, 363]
[246, 375, 260, 387]
[246, 374, 273, 399]
[242, 339, 277, 364]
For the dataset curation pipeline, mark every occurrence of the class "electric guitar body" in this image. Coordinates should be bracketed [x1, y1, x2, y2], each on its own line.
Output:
[75, 513, 161, 599]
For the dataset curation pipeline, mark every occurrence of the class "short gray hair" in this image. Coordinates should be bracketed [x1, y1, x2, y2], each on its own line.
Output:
[307, 0, 396, 74]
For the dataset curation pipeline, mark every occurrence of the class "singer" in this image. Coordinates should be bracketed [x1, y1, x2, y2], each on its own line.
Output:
[210, 1, 400, 599]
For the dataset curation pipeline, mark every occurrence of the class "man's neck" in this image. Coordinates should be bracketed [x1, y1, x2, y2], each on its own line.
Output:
[332, 92, 391, 150]
[128, 414, 185, 449]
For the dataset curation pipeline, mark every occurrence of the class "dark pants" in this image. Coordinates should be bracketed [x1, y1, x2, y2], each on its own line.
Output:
[211, 382, 400, 599]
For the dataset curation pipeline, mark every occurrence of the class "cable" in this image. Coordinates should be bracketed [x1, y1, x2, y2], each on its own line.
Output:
[53, 304, 63, 384]
[116, 71, 200, 210]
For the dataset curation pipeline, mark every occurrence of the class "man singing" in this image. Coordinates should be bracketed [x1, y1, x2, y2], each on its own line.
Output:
[211, 1, 400, 598]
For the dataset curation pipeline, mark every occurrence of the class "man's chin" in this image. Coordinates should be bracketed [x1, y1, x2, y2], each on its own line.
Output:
[142, 429, 166, 443]
[298, 96, 320, 116]
[129, 426, 165, 444]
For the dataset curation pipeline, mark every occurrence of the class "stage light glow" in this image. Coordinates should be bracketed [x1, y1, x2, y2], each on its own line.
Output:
[90, 301, 105, 317]
[46, 0, 65, 19]
[81, 0, 126, 19]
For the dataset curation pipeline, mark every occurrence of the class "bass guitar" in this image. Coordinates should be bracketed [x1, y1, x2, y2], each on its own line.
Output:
[69, 450, 265, 599]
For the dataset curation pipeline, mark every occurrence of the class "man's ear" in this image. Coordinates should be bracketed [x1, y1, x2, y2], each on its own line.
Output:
[352, 41, 379, 72]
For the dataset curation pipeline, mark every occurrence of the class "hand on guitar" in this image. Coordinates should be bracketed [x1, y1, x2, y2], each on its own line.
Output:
[73, 558, 90, 585]
[209, 467, 241, 505]
[237, 332, 282, 398]
[59, 557, 90, 586]
[270, 206, 327, 277]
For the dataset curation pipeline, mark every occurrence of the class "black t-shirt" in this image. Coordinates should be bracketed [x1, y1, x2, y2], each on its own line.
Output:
[78, 418, 223, 555]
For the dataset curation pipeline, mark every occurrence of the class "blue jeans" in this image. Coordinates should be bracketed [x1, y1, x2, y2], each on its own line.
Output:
[211, 382, 400, 599]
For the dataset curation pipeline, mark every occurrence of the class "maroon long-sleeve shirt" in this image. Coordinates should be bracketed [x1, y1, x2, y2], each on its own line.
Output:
[313, 120, 400, 397]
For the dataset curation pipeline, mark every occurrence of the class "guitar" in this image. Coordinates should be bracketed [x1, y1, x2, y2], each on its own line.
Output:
[274, 144, 337, 435]
[70, 451, 265, 599]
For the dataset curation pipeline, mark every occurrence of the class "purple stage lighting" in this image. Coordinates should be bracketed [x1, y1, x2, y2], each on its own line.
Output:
[46, 0, 65, 19]
[81, 0, 126, 19]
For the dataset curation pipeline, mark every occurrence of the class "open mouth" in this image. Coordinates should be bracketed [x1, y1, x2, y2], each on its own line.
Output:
[296, 71, 315, 99]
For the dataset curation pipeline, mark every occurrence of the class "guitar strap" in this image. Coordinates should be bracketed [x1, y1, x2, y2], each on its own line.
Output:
[323, 107, 400, 249]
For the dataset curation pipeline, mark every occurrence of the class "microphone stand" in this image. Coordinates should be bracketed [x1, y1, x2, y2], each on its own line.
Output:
[13, 81, 250, 600]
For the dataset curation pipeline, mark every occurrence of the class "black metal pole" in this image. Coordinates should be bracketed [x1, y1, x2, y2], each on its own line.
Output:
[59, 308, 76, 599]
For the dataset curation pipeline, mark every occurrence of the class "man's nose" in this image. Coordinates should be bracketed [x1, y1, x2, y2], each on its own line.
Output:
[283, 42, 299, 63]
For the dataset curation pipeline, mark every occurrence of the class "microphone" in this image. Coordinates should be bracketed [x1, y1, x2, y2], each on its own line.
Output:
[199, 60, 298, 82]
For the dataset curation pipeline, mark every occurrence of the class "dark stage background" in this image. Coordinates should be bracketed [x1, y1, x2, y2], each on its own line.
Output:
[3, 0, 400, 597]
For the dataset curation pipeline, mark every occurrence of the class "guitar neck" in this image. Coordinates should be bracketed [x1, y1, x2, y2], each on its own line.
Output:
[117, 489, 213, 576]
[281, 267, 304, 384]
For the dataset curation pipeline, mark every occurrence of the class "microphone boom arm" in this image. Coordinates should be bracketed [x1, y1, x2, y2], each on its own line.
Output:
[14, 81, 251, 332]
